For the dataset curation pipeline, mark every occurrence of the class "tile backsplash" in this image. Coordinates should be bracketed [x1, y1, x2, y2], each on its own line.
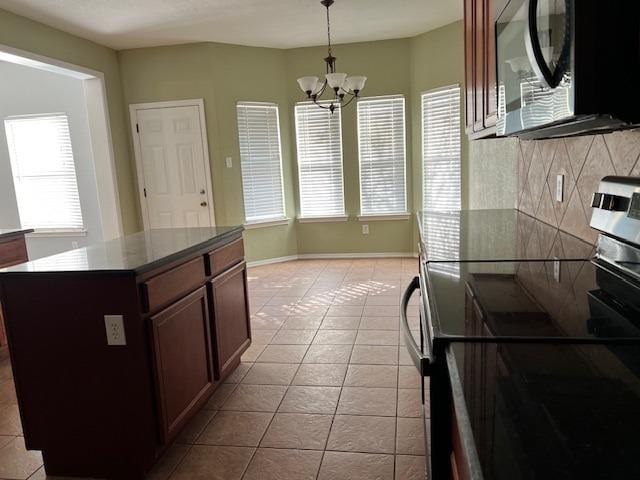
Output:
[517, 129, 640, 244]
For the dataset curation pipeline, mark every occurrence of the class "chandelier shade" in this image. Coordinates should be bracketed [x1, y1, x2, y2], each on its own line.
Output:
[296, 0, 366, 112]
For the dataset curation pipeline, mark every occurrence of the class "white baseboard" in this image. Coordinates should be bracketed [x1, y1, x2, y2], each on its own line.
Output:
[247, 252, 417, 267]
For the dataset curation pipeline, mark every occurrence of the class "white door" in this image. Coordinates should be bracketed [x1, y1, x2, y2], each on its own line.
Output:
[133, 103, 214, 229]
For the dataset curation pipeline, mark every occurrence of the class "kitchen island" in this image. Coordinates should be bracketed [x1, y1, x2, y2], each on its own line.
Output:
[0, 226, 250, 479]
[0, 228, 33, 355]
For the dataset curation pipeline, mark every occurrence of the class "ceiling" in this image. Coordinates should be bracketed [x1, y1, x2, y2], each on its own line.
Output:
[0, 0, 463, 50]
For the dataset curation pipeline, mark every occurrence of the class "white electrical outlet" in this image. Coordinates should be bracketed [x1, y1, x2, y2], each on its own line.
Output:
[104, 315, 126, 346]
[362, 224, 369, 235]
[225, 157, 233, 168]
[553, 257, 561, 283]
[71, 241, 79, 249]
[556, 174, 564, 202]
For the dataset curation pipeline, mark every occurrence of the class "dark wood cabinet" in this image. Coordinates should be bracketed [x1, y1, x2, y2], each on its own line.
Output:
[0, 232, 30, 355]
[150, 287, 215, 443]
[210, 261, 251, 379]
[464, 0, 500, 138]
[0, 229, 250, 479]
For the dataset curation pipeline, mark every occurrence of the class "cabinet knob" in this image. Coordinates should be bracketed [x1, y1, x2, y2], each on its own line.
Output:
[200, 201, 208, 207]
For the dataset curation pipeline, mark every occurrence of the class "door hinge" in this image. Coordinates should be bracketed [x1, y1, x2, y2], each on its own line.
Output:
[136, 123, 139, 133]
[143, 187, 147, 198]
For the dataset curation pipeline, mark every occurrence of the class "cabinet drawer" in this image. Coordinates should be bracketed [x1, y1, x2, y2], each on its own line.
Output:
[142, 257, 206, 312]
[0, 237, 28, 269]
[207, 238, 244, 277]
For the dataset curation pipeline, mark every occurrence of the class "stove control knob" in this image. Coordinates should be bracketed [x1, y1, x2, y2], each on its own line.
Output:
[591, 192, 603, 208]
[600, 194, 618, 211]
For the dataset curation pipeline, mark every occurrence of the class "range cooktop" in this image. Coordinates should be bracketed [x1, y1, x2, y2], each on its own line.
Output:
[425, 258, 640, 344]
[417, 209, 594, 262]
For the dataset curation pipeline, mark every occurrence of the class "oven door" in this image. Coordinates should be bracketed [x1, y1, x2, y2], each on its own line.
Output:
[496, 0, 575, 136]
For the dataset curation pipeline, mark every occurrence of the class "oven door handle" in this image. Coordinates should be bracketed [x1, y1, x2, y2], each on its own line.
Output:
[401, 277, 432, 377]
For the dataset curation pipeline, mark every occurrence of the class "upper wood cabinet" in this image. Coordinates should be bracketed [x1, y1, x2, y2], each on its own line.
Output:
[464, 0, 501, 138]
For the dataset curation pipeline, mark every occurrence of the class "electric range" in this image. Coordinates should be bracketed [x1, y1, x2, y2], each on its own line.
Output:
[405, 177, 640, 480]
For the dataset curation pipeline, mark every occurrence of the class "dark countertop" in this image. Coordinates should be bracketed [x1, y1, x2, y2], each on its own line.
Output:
[425, 258, 640, 342]
[0, 228, 34, 243]
[417, 209, 594, 262]
[447, 340, 640, 479]
[0, 226, 243, 275]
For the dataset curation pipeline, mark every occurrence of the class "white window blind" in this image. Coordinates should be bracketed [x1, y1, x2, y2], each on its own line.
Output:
[4, 114, 84, 231]
[357, 96, 407, 215]
[295, 102, 345, 218]
[422, 86, 461, 211]
[236, 102, 286, 223]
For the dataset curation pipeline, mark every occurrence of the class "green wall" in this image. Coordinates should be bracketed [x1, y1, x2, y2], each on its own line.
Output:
[117, 43, 299, 261]
[0, 7, 466, 262]
[0, 8, 140, 234]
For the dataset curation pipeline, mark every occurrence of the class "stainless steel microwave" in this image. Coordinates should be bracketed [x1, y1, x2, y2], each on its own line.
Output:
[496, 0, 640, 139]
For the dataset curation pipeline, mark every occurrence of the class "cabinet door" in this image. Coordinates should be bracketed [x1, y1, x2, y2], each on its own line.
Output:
[474, 0, 485, 132]
[484, 0, 498, 127]
[210, 262, 251, 379]
[150, 286, 215, 443]
[464, 0, 475, 133]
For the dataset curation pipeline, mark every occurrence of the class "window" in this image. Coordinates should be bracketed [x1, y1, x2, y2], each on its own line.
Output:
[236, 102, 286, 224]
[4, 114, 84, 231]
[294, 102, 345, 218]
[422, 86, 461, 211]
[357, 96, 407, 216]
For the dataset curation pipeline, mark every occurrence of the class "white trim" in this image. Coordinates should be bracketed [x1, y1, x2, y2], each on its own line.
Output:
[358, 214, 410, 221]
[0, 43, 123, 241]
[247, 252, 417, 268]
[244, 218, 290, 229]
[297, 215, 349, 223]
[129, 99, 216, 230]
[247, 254, 299, 268]
[27, 228, 88, 238]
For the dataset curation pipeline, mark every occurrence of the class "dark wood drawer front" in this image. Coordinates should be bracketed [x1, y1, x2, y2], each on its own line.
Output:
[0, 237, 28, 269]
[207, 238, 244, 277]
[210, 262, 251, 378]
[143, 258, 206, 312]
[150, 287, 215, 443]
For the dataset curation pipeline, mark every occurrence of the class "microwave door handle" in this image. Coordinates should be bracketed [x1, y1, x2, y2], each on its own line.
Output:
[525, 0, 555, 88]
[525, 0, 572, 89]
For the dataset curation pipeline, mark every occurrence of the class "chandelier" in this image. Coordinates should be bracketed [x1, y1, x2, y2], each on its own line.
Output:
[296, 0, 367, 113]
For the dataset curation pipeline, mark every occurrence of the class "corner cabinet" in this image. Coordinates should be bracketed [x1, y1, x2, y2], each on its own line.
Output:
[465, 0, 503, 138]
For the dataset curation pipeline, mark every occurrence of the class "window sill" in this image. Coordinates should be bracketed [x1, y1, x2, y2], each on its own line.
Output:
[298, 215, 349, 223]
[358, 213, 411, 221]
[243, 218, 291, 230]
[27, 228, 88, 238]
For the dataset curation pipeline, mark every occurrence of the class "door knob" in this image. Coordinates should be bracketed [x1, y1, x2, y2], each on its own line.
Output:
[200, 201, 208, 207]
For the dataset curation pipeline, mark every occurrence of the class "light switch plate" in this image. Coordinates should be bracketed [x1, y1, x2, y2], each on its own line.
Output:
[225, 157, 233, 168]
[105, 315, 126, 346]
[362, 224, 369, 235]
[556, 174, 564, 202]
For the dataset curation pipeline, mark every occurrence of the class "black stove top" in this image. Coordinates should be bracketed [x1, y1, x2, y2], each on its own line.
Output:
[418, 209, 594, 262]
[425, 258, 640, 344]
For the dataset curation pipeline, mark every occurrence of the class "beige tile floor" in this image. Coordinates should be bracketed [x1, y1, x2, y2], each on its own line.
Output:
[0, 258, 428, 480]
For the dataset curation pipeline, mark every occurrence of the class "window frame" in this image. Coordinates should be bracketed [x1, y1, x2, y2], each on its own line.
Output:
[294, 100, 347, 222]
[4, 112, 86, 234]
[236, 101, 288, 226]
[357, 94, 408, 218]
